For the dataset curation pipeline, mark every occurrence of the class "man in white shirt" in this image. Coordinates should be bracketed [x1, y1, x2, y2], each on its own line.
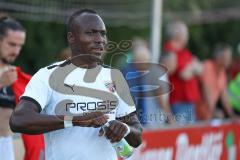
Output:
[9, 9, 142, 160]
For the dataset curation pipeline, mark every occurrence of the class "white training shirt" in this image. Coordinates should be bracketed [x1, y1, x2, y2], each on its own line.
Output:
[21, 62, 136, 160]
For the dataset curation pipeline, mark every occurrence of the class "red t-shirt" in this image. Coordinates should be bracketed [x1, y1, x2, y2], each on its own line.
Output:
[164, 42, 201, 104]
[12, 67, 45, 160]
[12, 67, 31, 104]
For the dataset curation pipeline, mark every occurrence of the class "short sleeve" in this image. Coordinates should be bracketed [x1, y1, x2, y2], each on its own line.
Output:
[112, 69, 136, 118]
[20, 68, 51, 111]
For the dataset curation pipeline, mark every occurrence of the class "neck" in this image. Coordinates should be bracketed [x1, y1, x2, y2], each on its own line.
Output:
[70, 48, 102, 69]
[70, 56, 100, 69]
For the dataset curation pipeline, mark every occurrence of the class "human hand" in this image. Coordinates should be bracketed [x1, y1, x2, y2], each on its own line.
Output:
[0, 66, 17, 88]
[73, 111, 109, 128]
[192, 57, 203, 75]
[99, 120, 129, 143]
[180, 62, 194, 80]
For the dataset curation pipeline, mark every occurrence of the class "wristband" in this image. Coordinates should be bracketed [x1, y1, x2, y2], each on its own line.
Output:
[64, 116, 73, 128]
[122, 123, 130, 137]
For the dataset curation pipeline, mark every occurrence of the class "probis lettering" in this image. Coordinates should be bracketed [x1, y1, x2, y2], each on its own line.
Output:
[66, 100, 117, 112]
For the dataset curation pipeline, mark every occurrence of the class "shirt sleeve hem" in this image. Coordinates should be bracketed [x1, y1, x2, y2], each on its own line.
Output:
[20, 96, 42, 112]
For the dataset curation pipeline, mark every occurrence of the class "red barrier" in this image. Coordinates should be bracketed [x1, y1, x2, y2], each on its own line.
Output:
[127, 121, 240, 160]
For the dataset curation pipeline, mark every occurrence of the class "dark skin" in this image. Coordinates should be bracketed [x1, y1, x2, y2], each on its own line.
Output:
[10, 13, 142, 148]
[99, 112, 142, 145]
[68, 13, 106, 68]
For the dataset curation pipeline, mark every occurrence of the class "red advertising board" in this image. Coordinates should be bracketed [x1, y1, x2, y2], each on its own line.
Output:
[127, 121, 240, 160]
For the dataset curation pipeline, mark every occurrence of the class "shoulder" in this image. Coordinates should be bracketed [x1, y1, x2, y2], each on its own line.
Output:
[42, 61, 67, 74]
[101, 64, 115, 69]
[181, 48, 193, 57]
[201, 60, 214, 79]
[46, 61, 66, 70]
[31, 61, 65, 81]
[203, 60, 214, 69]
[101, 64, 122, 74]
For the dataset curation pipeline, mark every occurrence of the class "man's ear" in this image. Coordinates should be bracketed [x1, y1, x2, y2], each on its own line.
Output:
[67, 32, 75, 44]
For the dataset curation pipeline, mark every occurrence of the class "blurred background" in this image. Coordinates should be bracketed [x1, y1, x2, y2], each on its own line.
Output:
[1, 0, 240, 73]
[1, 0, 240, 160]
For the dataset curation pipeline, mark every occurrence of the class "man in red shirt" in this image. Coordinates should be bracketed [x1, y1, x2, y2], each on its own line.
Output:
[0, 16, 44, 160]
[164, 21, 202, 124]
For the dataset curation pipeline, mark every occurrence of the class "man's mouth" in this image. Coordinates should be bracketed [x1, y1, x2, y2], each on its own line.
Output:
[91, 47, 104, 55]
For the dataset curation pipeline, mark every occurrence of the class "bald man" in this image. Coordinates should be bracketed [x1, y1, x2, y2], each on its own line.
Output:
[10, 9, 142, 160]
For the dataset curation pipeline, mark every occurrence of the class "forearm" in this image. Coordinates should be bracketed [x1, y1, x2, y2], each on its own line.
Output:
[10, 110, 65, 134]
[180, 64, 195, 80]
[125, 123, 142, 148]
[203, 85, 215, 110]
[10, 100, 108, 134]
[180, 59, 202, 80]
[221, 90, 234, 116]
[117, 112, 142, 148]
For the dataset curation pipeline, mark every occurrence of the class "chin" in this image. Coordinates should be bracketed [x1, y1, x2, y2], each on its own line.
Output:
[87, 55, 101, 62]
[2, 58, 13, 64]
[92, 53, 103, 58]
[90, 56, 101, 62]
[8, 59, 16, 64]
[92, 52, 103, 56]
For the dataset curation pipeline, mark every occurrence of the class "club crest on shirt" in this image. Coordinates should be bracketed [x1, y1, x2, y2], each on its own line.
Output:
[104, 81, 116, 93]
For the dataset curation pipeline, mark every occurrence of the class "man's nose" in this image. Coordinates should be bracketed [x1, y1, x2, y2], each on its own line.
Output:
[94, 33, 105, 44]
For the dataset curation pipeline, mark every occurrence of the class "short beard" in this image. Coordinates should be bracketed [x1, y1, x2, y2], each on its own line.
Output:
[1, 57, 12, 65]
